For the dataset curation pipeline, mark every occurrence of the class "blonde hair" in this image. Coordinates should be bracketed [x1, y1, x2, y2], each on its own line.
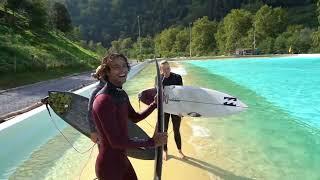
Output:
[160, 60, 169, 65]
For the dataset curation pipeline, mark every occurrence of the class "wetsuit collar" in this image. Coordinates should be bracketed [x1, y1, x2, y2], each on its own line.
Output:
[100, 78, 107, 84]
[107, 80, 123, 89]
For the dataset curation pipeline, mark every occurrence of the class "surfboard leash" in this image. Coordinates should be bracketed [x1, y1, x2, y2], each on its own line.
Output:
[78, 143, 96, 180]
[41, 97, 96, 154]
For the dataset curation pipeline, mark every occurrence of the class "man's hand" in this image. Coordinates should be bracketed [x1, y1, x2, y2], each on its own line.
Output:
[153, 94, 158, 104]
[153, 132, 168, 147]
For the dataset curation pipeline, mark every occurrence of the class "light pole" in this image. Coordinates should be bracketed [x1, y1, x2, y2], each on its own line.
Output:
[137, 15, 142, 57]
[189, 23, 192, 58]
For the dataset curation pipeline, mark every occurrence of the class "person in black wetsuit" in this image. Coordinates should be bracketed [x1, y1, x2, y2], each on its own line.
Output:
[92, 53, 168, 180]
[159, 60, 185, 161]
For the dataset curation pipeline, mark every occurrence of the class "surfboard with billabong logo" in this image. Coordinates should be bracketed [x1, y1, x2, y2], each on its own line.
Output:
[139, 85, 248, 118]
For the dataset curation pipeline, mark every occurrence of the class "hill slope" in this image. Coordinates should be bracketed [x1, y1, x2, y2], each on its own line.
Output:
[0, 9, 99, 89]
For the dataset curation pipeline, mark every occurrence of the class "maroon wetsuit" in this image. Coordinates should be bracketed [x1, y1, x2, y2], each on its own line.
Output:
[92, 82, 156, 180]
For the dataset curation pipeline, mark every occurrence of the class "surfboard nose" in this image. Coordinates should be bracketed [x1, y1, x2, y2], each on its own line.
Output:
[241, 102, 249, 108]
[41, 96, 49, 104]
[138, 88, 157, 105]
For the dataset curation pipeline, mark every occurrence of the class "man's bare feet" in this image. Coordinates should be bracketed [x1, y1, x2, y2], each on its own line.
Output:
[178, 150, 185, 159]
[163, 151, 168, 161]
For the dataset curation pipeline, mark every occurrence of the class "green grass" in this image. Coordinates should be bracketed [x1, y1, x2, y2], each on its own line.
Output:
[0, 10, 100, 89]
[0, 25, 99, 72]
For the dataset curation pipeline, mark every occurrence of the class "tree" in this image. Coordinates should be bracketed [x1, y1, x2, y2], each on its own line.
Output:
[257, 37, 274, 54]
[139, 36, 155, 58]
[172, 28, 189, 57]
[62, 0, 314, 49]
[154, 26, 181, 57]
[96, 42, 107, 57]
[4, 0, 25, 25]
[273, 25, 313, 54]
[262, 0, 312, 7]
[52, 2, 72, 32]
[318, 0, 320, 24]
[108, 39, 121, 53]
[24, 0, 48, 28]
[132, 36, 154, 60]
[241, 0, 264, 13]
[191, 16, 218, 56]
[254, 5, 287, 42]
[108, 37, 134, 57]
[312, 30, 320, 53]
[120, 38, 133, 57]
[286, 26, 313, 53]
[274, 33, 290, 53]
[5, 0, 24, 14]
[66, 26, 81, 41]
[215, 9, 253, 54]
[291, 27, 313, 53]
[311, 0, 320, 52]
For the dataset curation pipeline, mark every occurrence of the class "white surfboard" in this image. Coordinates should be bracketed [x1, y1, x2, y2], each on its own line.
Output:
[138, 85, 248, 117]
[162, 85, 248, 117]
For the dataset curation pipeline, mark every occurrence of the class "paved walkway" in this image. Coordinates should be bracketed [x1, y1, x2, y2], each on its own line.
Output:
[0, 61, 150, 122]
[0, 72, 97, 121]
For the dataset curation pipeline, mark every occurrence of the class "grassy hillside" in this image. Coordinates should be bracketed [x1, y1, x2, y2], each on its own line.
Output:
[0, 9, 100, 89]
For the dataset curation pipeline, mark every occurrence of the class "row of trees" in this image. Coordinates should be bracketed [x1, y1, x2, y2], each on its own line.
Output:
[108, 4, 320, 59]
[2, 0, 319, 59]
[65, 0, 316, 47]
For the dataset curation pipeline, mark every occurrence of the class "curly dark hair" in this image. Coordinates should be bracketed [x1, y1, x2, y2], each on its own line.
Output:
[100, 53, 131, 80]
[91, 65, 104, 80]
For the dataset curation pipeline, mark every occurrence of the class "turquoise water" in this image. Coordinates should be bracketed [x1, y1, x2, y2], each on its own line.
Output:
[188, 56, 320, 129]
[0, 90, 95, 179]
[182, 56, 320, 179]
[1, 57, 320, 179]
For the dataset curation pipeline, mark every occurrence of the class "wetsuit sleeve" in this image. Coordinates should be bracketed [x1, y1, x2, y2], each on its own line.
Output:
[87, 86, 102, 133]
[128, 100, 157, 123]
[93, 95, 155, 149]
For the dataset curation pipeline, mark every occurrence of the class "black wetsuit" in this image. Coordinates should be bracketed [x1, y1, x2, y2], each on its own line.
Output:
[160, 72, 183, 151]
